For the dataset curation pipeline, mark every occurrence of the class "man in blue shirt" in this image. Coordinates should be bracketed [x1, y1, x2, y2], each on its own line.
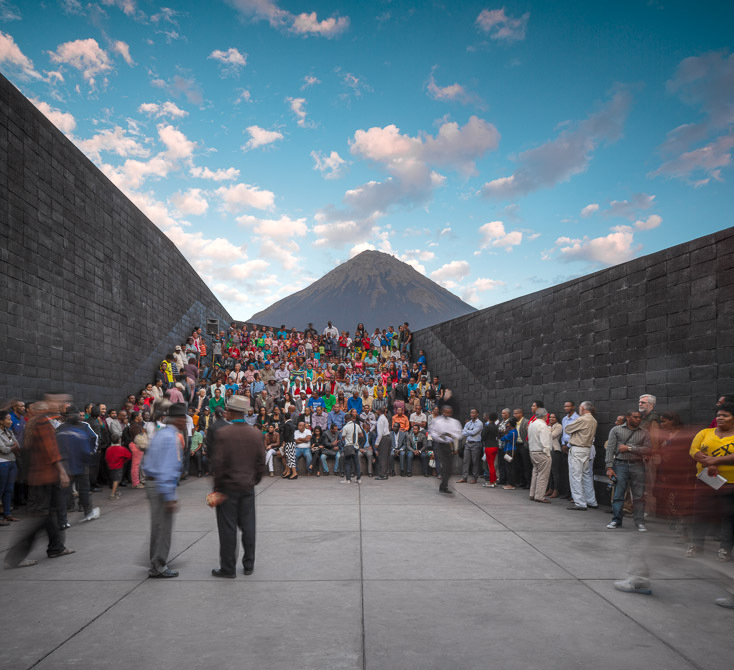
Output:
[560, 401, 579, 500]
[307, 392, 326, 411]
[328, 406, 346, 431]
[347, 390, 363, 415]
[143, 403, 186, 578]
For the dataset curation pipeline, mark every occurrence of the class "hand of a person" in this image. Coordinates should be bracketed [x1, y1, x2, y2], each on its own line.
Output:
[707, 465, 719, 477]
[618, 444, 630, 452]
[59, 471, 70, 488]
[606, 467, 616, 479]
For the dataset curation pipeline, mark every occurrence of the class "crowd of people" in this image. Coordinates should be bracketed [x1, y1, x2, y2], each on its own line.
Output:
[1, 320, 733, 607]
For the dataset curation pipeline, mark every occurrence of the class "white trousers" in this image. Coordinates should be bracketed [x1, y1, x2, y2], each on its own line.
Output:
[569, 445, 597, 508]
[265, 448, 277, 472]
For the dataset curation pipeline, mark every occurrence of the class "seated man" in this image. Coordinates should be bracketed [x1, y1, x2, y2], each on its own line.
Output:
[403, 424, 429, 477]
[392, 405, 410, 433]
[321, 424, 342, 475]
[388, 422, 407, 476]
[293, 421, 312, 475]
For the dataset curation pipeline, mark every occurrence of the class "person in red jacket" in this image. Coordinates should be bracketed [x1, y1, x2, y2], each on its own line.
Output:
[105, 443, 131, 500]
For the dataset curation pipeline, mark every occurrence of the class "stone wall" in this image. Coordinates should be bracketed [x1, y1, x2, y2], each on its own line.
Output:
[413, 227, 734, 440]
[0, 73, 231, 407]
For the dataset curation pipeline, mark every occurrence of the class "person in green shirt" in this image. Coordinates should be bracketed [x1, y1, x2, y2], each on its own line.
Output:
[324, 393, 337, 412]
[209, 388, 225, 413]
[190, 429, 206, 477]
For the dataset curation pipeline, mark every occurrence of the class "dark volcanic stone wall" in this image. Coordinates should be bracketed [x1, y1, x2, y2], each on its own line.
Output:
[0, 73, 231, 406]
[413, 227, 734, 439]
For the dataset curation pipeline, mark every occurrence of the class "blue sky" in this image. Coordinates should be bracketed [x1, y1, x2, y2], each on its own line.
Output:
[1, 0, 733, 318]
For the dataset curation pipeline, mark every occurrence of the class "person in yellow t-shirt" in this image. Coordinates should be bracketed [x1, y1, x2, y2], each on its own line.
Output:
[687, 404, 734, 605]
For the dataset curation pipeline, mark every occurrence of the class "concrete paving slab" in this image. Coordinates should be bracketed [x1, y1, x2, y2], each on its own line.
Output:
[518, 531, 734, 580]
[361, 504, 505, 532]
[171, 530, 362, 582]
[2, 580, 139, 669]
[362, 530, 571, 581]
[255, 479, 360, 506]
[0, 530, 208, 581]
[584, 578, 734, 670]
[480, 502, 618, 531]
[359, 478, 474, 505]
[257, 504, 360, 532]
[33, 580, 363, 670]
[363, 579, 697, 670]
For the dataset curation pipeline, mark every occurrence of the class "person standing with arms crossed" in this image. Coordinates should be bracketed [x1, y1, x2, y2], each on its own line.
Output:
[210, 395, 266, 578]
[143, 402, 186, 578]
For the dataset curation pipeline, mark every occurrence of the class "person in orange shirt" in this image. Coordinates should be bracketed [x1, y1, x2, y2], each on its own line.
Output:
[392, 406, 410, 432]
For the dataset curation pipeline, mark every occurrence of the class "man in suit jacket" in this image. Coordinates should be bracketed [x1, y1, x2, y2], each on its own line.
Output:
[376, 422, 406, 478]
[211, 395, 265, 578]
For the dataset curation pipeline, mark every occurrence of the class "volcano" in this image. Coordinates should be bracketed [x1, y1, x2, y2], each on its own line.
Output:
[249, 250, 476, 331]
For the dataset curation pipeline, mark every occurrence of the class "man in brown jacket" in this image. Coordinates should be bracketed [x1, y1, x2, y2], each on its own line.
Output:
[211, 395, 266, 578]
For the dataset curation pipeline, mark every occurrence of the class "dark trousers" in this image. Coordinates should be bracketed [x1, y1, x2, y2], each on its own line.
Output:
[377, 437, 392, 477]
[5, 484, 66, 566]
[516, 443, 532, 487]
[496, 449, 507, 484]
[691, 483, 734, 551]
[343, 453, 360, 481]
[550, 450, 570, 496]
[181, 438, 191, 478]
[216, 488, 256, 575]
[434, 442, 453, 491]
[58, 473, 91, 523]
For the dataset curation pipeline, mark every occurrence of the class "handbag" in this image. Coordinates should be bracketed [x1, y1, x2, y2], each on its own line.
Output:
[503, 433, 515, 463]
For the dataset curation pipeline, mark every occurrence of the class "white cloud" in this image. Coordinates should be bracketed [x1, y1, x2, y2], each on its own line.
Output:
[150, 73, 203, 105]
[430, 260, 471, 285]
[605, 193, 655, 219]
[554, 230, 640, 266]
[138, 101, 187, 118]
[237, 214, 307, 239]
[78, 126, 149, 161]
[31, 99, 76, 134]
[634, 214, 662, 230]
[101, 155, 173, 191]
[426, 67, 482, 107]
[170, 188, 208, 216]
[440, 226, 452, 236]
[287, 96, 309, 127]
[482, 89, 632, 199]
[215, 183, 275, 212]
[112, 40, 134, 66]
[580, 203, 599, 217]
[242, 125, 284, 151]
[225, 0, 349, 38]
[478, 220, 523, 249]
[291, 11, 349, 37]
[158, 123, 195, 159]
[236, 89, 252, 103]
[341, 71, 371, 97]
[190, 165, 240, 181]
[258, 238, 301, 270]
[311, 150, 347, 179]
[49, 38, 112, 88]
[402, 249, 436, 262]
[652, 51, 734, 184]
[461, 277, 505, 303]
[314, 116, 499, 248]
[475, 8, 530, 42]
[0, 1, 21, 21]
[100, 0, 138, 17]
[0, 30, 43, 79]
[229, 259, 269, 280]
[209, 47, 247, 75]
[301, 74, 320, 89]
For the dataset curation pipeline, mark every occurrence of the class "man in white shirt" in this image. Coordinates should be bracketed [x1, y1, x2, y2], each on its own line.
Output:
[459, 408, 483, 484]
[528, 408, 553, 503]
[428, 405, 463, 494]
[374, 407, 391, 480]
[293, 421, 312, 475]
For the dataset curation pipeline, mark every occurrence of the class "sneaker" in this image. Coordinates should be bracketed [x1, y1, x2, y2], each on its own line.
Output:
[356, 479, 362, 484]
[613, 577, 652, 595]
[718, 549, 731, 562]
[81, 507, 101, 523]
[636, 523, 648, 533]
[606, 520, 620, 529]
[109, 494, 116, 500]
[686, 545, 703, 558]
[342, 479, 351, 484]
[482, 482, 496, 488]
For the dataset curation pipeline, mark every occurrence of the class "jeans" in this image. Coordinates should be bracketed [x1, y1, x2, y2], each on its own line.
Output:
[320, 449, 340, 473]
[147, 484, 175, 575]
[295, 446, 312, 471]
[359, 447, 374, 475]
[399, 449, 413, 474]
[611, 459, 646, 525]
[0, 461, 18, 517]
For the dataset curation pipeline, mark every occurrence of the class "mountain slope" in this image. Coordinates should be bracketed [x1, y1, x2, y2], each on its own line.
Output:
[249, 250, 476, 331]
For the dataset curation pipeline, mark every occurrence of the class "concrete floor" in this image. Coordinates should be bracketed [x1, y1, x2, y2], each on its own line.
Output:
[2, 474, 732, 670]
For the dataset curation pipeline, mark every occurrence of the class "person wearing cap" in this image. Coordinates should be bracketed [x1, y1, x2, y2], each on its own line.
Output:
[211, 395, 265, 578]
[143, 403, 187, 578]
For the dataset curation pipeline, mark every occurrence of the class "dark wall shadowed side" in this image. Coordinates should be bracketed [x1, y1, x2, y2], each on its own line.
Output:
[0, 73, 231, 407]
[413, 227, 734, 442]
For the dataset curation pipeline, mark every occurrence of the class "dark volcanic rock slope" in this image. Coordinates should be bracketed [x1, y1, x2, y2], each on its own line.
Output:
[250, 250, 476, 331]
